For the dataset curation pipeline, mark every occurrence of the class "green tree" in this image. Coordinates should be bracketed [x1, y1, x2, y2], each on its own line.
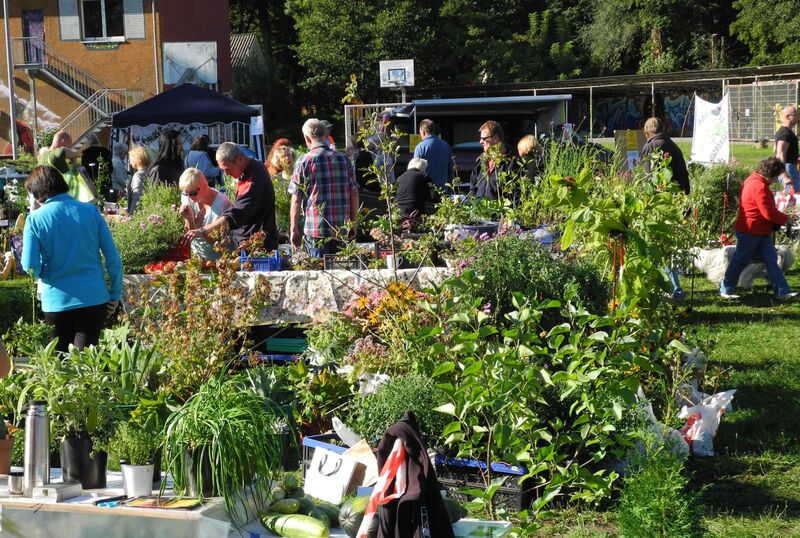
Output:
[730, 0, 800, 65]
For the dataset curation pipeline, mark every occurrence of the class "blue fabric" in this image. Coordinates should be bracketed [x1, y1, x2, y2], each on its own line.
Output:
[665, 267, 684, 298]
[720, 231, 790, 297]
[22, 194, 122, 312]
[185, 150, 221, 184]
[413, 135, 453, 189]
[783, 162, 800, 193]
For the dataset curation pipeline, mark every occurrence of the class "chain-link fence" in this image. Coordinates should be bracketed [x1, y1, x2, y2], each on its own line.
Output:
[729, 81, 799, 141]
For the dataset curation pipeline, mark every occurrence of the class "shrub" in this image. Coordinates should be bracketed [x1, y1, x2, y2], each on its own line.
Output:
[461, 233, 610, 324]
[138, 184, 181, 213]
[1, 318, 52, 358]
[690, 163, 750, 243]
[347, 375, 449, 450]
[0, 280, 39, 337]
[617, 433, 704, 538]
[110, 193, 184, 274]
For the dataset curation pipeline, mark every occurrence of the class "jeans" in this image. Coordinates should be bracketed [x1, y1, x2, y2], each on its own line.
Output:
[720, 232, 790, 297]
[666, 267, 684, 298]
[783, 162, 800, 193]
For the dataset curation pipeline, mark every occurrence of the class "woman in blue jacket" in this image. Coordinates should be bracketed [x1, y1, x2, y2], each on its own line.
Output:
[22, 166, 122, 353]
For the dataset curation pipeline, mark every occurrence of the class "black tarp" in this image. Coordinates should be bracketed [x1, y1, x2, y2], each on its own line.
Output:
[112, 83, 259, 128]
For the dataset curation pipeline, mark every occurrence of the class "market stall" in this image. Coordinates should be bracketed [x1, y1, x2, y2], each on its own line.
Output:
[110, 83, 265, 159]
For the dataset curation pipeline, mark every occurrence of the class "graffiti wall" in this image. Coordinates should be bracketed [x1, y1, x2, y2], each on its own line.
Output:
[588, 90, 721, 137]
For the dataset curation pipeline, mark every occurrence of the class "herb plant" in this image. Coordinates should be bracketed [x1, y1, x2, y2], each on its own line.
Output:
[162, 377, 284, 527]
[106, 421, 161, 466]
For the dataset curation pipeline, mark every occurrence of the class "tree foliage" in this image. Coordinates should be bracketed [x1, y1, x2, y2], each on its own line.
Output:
[226, 0, 794, 129]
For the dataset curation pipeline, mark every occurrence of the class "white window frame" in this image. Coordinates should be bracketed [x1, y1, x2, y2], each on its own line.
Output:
[80, 0, 125, 42]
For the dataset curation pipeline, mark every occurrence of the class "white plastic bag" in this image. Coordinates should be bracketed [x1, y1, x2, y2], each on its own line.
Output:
[678, 389, 736, 457]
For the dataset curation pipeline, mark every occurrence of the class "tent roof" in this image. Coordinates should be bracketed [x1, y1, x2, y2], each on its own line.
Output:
[112, 83, 259, 128]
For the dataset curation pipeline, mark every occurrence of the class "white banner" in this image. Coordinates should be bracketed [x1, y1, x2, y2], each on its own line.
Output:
[691, 94, 730, 164]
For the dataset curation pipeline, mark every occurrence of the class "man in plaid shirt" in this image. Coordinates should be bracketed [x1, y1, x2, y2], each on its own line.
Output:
[289, 118, 360, 257]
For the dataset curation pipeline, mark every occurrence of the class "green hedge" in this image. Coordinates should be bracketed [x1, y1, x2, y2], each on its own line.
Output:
[690, 163, 750, 243]
[0, 280, 37, 336]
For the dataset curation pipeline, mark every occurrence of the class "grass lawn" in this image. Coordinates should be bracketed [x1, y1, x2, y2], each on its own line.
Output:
[536, 268, 800, 536]
[597, 140, 773, 170]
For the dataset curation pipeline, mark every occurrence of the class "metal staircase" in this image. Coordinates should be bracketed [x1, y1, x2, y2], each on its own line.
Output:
[11, 37, 144, 144]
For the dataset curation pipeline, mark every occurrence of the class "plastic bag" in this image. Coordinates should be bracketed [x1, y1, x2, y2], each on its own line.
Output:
[678, 389, 736, 457]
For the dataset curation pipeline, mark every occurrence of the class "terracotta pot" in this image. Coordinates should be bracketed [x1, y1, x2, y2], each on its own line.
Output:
[0, 435, 14, 475]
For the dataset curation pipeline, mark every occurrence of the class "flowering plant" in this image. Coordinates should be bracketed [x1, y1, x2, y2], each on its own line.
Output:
[110, 208, 184, 273]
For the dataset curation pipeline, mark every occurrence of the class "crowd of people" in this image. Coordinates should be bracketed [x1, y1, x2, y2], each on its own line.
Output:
[17, 109, 800, 350]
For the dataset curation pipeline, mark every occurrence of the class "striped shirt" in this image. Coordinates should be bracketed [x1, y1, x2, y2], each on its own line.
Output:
[289, 145, 356, 238]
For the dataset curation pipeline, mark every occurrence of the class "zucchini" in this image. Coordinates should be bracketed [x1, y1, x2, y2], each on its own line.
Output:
[271, 486, 287, 501]
[287, 486, 305, 499]
[313, 502, 340, 524]
[260, 513, 330, 538]
[308, 507, 331, 528]
[269, 498, 300, 514]
[281, 474, 299, 492]
[296, 496, 314, 515]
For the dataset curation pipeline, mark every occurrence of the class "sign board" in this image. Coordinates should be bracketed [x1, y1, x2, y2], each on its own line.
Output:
[691, 94, 730, 164]
[614, 129, 647, 170]
[379, 59, 415, 87]
[163, 42, 218, 85]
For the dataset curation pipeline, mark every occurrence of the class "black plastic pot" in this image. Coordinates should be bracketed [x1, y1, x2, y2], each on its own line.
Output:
[183, 449, 216, 498]
[60, 436, 108, 489]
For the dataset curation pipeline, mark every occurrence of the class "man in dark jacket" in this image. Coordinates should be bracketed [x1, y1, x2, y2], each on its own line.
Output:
[182, 142, 278, 250]
[640, 117, 689, 299]
[640, 117, 690, 194]
[395, 157, 432, 219]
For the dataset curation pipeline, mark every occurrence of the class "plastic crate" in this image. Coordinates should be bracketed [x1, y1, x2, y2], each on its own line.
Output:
[434, 455, 533, 511]
[239, 250, 287, 271]
[266, 337, 307, 354]
[323, 254, 372, 270]
[301, 433, 347, 479]
[241, 353, 298, 363]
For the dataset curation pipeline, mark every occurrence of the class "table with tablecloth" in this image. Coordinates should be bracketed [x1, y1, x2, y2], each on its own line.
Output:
[122, 267, 454, 325]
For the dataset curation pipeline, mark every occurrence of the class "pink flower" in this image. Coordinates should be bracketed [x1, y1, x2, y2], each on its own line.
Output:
[482, 302, 492, 314]
[139, 222, 147, 230]
[478, 232, 491, 242]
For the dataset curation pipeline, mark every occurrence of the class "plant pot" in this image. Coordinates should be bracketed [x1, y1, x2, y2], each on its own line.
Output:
[445, 222, 499, 242]
[121, 464, 154, 498]
[183, 449, 217, 498]
[0, 435, 14, 475]
[60, 437, 108, 489]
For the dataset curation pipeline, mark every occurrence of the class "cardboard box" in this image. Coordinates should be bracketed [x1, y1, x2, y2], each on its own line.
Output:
[614, 129, 647, 170]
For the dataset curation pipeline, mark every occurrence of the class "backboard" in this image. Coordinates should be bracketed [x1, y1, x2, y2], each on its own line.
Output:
[379, 59, 415, 88]
[163, 42, 218, 85]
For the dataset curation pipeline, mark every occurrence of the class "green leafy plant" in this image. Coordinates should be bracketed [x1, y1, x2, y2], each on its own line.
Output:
[689, 163, 749, 243]
[110, 205, 184, 273]
[2, 318, 52, 358]
[347, 375, 449, 449]
[127, 258, 272, 402]
[162, 377, 284, 527]
[22, 340, 123, 442]
[287, 361, 351, 429]
[616, 431, 704, 538]
[105, 421, 161, 466]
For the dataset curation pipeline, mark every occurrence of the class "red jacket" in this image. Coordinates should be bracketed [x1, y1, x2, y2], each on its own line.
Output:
[734, 171, 788, 235]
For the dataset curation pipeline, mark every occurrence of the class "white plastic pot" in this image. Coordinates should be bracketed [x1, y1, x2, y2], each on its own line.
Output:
[121, 464, 155, 498]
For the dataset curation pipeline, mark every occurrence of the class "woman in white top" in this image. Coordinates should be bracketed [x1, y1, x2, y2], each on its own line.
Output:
[178, 168, 233, 261]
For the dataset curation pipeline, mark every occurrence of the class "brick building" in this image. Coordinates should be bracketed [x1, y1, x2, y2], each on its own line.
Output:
[0, 0, 232, 155]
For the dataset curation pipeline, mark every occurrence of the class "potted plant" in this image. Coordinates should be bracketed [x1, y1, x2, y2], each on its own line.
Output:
[0, 417, 15, 475]
[23, 340, 122, 489]
[105, 421, 161, 497]
[162, 377, 285, 527]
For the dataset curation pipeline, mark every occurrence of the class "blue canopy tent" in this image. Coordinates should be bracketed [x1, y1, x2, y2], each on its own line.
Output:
[111, 84, 265, 159]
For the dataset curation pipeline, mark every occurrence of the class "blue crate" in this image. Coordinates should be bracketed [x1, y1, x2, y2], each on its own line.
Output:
[239, 250, 287, 271]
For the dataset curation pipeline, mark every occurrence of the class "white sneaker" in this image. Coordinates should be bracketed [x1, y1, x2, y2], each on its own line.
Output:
[776, 292, 799, 301]
[720, 292, 740, 300]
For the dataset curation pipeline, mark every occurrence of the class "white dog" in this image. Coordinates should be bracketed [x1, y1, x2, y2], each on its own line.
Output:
[692, 245, 795, 288]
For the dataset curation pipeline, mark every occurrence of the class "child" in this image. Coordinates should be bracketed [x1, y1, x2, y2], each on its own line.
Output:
[127, 146, 150, 214]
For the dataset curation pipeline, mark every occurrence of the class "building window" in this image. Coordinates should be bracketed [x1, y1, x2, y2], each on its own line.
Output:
[82, 0, 124, 40]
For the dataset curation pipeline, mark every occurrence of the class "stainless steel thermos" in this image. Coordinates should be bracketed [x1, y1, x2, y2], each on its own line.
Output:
[23, 401, 50, 497]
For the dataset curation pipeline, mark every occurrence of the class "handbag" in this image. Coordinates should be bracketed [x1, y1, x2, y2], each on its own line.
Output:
[304, 447, 363, 505]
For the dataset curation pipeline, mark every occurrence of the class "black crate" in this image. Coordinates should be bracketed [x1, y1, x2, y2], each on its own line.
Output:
[323, 254, 372, 270]
[435, 456, 533, 511]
